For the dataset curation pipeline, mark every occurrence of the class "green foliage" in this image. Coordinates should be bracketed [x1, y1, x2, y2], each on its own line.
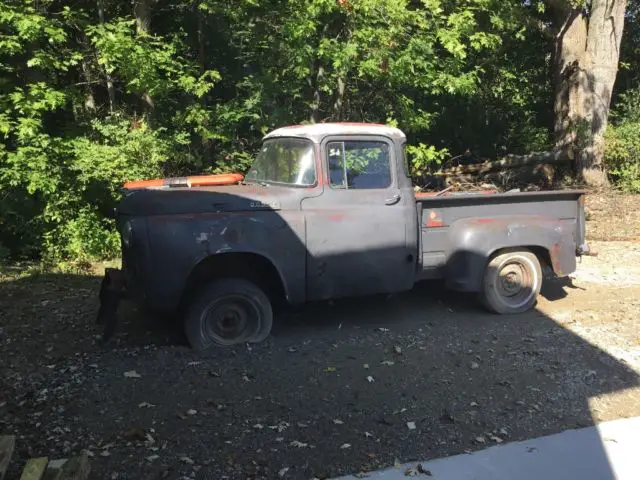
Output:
[605, 124, 640, 193]
[71, 117, 167, 195]
[606, 3, 640, 193]
[44, 207, 120, 262]
[0, 0, 637, 262]
[605, 87, 640, 193]
[611, 87, 640, 125]
[86, 19, 220, 102]
[406, 143, 450, 176]
[0, 0, 222, 261]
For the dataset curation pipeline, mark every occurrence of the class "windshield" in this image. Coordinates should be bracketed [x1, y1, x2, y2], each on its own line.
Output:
[245, 138, 316, 186]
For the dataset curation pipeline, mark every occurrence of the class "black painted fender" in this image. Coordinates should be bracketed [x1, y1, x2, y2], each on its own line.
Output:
[140, 209, 307, 311]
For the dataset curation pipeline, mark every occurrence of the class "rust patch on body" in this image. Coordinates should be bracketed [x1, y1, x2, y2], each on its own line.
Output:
[550, 243, 564, 275]
[425, 210, 445, 228]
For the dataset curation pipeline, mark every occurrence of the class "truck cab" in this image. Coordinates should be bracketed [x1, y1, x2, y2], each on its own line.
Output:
[99, 123, 589, 351]
[254, 123, 419, 301]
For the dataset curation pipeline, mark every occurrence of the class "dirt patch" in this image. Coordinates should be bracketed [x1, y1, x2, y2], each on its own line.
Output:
[571, 241, 640, 286]
[585, 193, 640, 242]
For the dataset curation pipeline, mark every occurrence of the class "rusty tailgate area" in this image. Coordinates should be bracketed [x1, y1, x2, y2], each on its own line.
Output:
[416, 189, 591, 290]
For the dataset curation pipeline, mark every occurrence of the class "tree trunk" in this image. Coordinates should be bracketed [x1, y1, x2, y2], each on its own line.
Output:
[134, 0, 154, 118]
[553, 7, 587, 151]
[552, 0, 627, 188]
[309, 63, 324, 123]
[196, 2, 206, 75]
[194, 0, 211, 163]
[333, 76, 345, 121]
[97, 0, 115, 113]
[80, 54, 96, 112]
[581, 0, 627, 186]
[134, 0, 152, 35]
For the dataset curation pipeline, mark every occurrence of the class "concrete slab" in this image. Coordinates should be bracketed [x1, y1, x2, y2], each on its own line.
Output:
[333, 416, 640, 480]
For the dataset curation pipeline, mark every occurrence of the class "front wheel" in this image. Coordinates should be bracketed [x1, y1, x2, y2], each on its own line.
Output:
[184, 278, 273, 351]
[480, 249, 542, 314]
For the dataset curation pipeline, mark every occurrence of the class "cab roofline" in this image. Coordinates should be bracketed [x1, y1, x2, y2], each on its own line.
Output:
[263, 122, 406, 142]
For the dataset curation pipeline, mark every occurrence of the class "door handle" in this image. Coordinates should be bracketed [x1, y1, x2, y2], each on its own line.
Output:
[384, 194, 401, 206]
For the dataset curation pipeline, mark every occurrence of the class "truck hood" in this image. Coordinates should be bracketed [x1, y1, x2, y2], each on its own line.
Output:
[117, 184, 291, 217]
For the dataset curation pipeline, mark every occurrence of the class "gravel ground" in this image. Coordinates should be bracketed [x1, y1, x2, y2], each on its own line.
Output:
[1, 195, 639, 480]
[585, 193, 640, 242]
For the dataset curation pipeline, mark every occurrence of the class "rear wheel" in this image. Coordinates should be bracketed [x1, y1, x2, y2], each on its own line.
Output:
[480, 249, 542, 314]
[184, 278, 273, 351]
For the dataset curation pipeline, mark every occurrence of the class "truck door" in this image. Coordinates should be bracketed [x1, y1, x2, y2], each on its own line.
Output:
[302, 135, 416, 300]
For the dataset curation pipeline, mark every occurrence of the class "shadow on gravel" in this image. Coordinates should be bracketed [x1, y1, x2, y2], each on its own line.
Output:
[0, 272, 187, 354]
[1, 267, 639, 479]
[539, 275, 586, 302]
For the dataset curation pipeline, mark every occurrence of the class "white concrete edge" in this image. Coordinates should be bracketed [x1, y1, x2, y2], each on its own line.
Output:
[332, 416, 640, 480]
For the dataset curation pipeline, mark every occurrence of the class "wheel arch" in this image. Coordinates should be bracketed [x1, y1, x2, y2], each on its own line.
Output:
[179, 251, 288, 311]
[447, 244, 551, 293]
[488, 244, 550, 266]
[445, 216, 571, 292]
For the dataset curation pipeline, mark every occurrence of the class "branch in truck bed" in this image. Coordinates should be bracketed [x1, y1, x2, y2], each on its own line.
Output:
[432, 150, 573, 176]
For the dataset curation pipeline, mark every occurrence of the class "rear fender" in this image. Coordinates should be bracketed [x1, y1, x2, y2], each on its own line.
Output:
[444, 216, 576, 292]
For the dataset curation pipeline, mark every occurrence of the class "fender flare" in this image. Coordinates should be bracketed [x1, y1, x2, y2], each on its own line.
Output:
[182, 247, 300, 305]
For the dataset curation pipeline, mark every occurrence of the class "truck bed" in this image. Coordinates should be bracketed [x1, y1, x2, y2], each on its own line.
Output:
[415, 189, 586, 281]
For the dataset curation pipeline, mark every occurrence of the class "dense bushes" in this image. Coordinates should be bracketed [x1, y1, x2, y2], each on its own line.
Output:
[605, 88, 640, 193]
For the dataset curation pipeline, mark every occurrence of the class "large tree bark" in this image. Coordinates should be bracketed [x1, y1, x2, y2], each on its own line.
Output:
[551, 0, 627, 188]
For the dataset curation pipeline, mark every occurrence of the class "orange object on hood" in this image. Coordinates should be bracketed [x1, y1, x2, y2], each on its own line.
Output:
[124, 173, 244, 190]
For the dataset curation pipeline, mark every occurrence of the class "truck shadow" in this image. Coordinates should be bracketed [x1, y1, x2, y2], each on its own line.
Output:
[2, 266, 638, 479]
[268, 272, 639, 478]
[540, 275, 586, 301]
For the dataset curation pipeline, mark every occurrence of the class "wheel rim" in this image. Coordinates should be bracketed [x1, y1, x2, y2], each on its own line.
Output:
[201, 294, 260, 345]
[494, 258, 536, 309]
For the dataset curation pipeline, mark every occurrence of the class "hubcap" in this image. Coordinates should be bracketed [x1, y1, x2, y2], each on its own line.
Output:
[500, 265, 525, 296]
[495, 260, 535, 308]
[202, 295, 257, 344]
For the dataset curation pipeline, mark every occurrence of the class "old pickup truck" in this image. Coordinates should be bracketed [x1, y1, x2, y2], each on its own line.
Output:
[98, 123, 592, 350]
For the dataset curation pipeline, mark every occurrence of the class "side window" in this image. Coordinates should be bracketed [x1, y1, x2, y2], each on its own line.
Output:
[327, 140, 392, 190]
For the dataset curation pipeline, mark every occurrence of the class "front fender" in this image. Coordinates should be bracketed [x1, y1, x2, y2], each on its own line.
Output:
[143, 211, 306, 310]
[444, 216, 576, 292]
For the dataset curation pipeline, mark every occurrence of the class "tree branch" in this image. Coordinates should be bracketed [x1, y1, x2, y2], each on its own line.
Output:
[431, 150, 572, 176]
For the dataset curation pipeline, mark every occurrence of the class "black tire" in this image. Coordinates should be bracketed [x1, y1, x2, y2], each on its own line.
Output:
[184, 278, 273, 351]
[480, 248, 542, 314]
